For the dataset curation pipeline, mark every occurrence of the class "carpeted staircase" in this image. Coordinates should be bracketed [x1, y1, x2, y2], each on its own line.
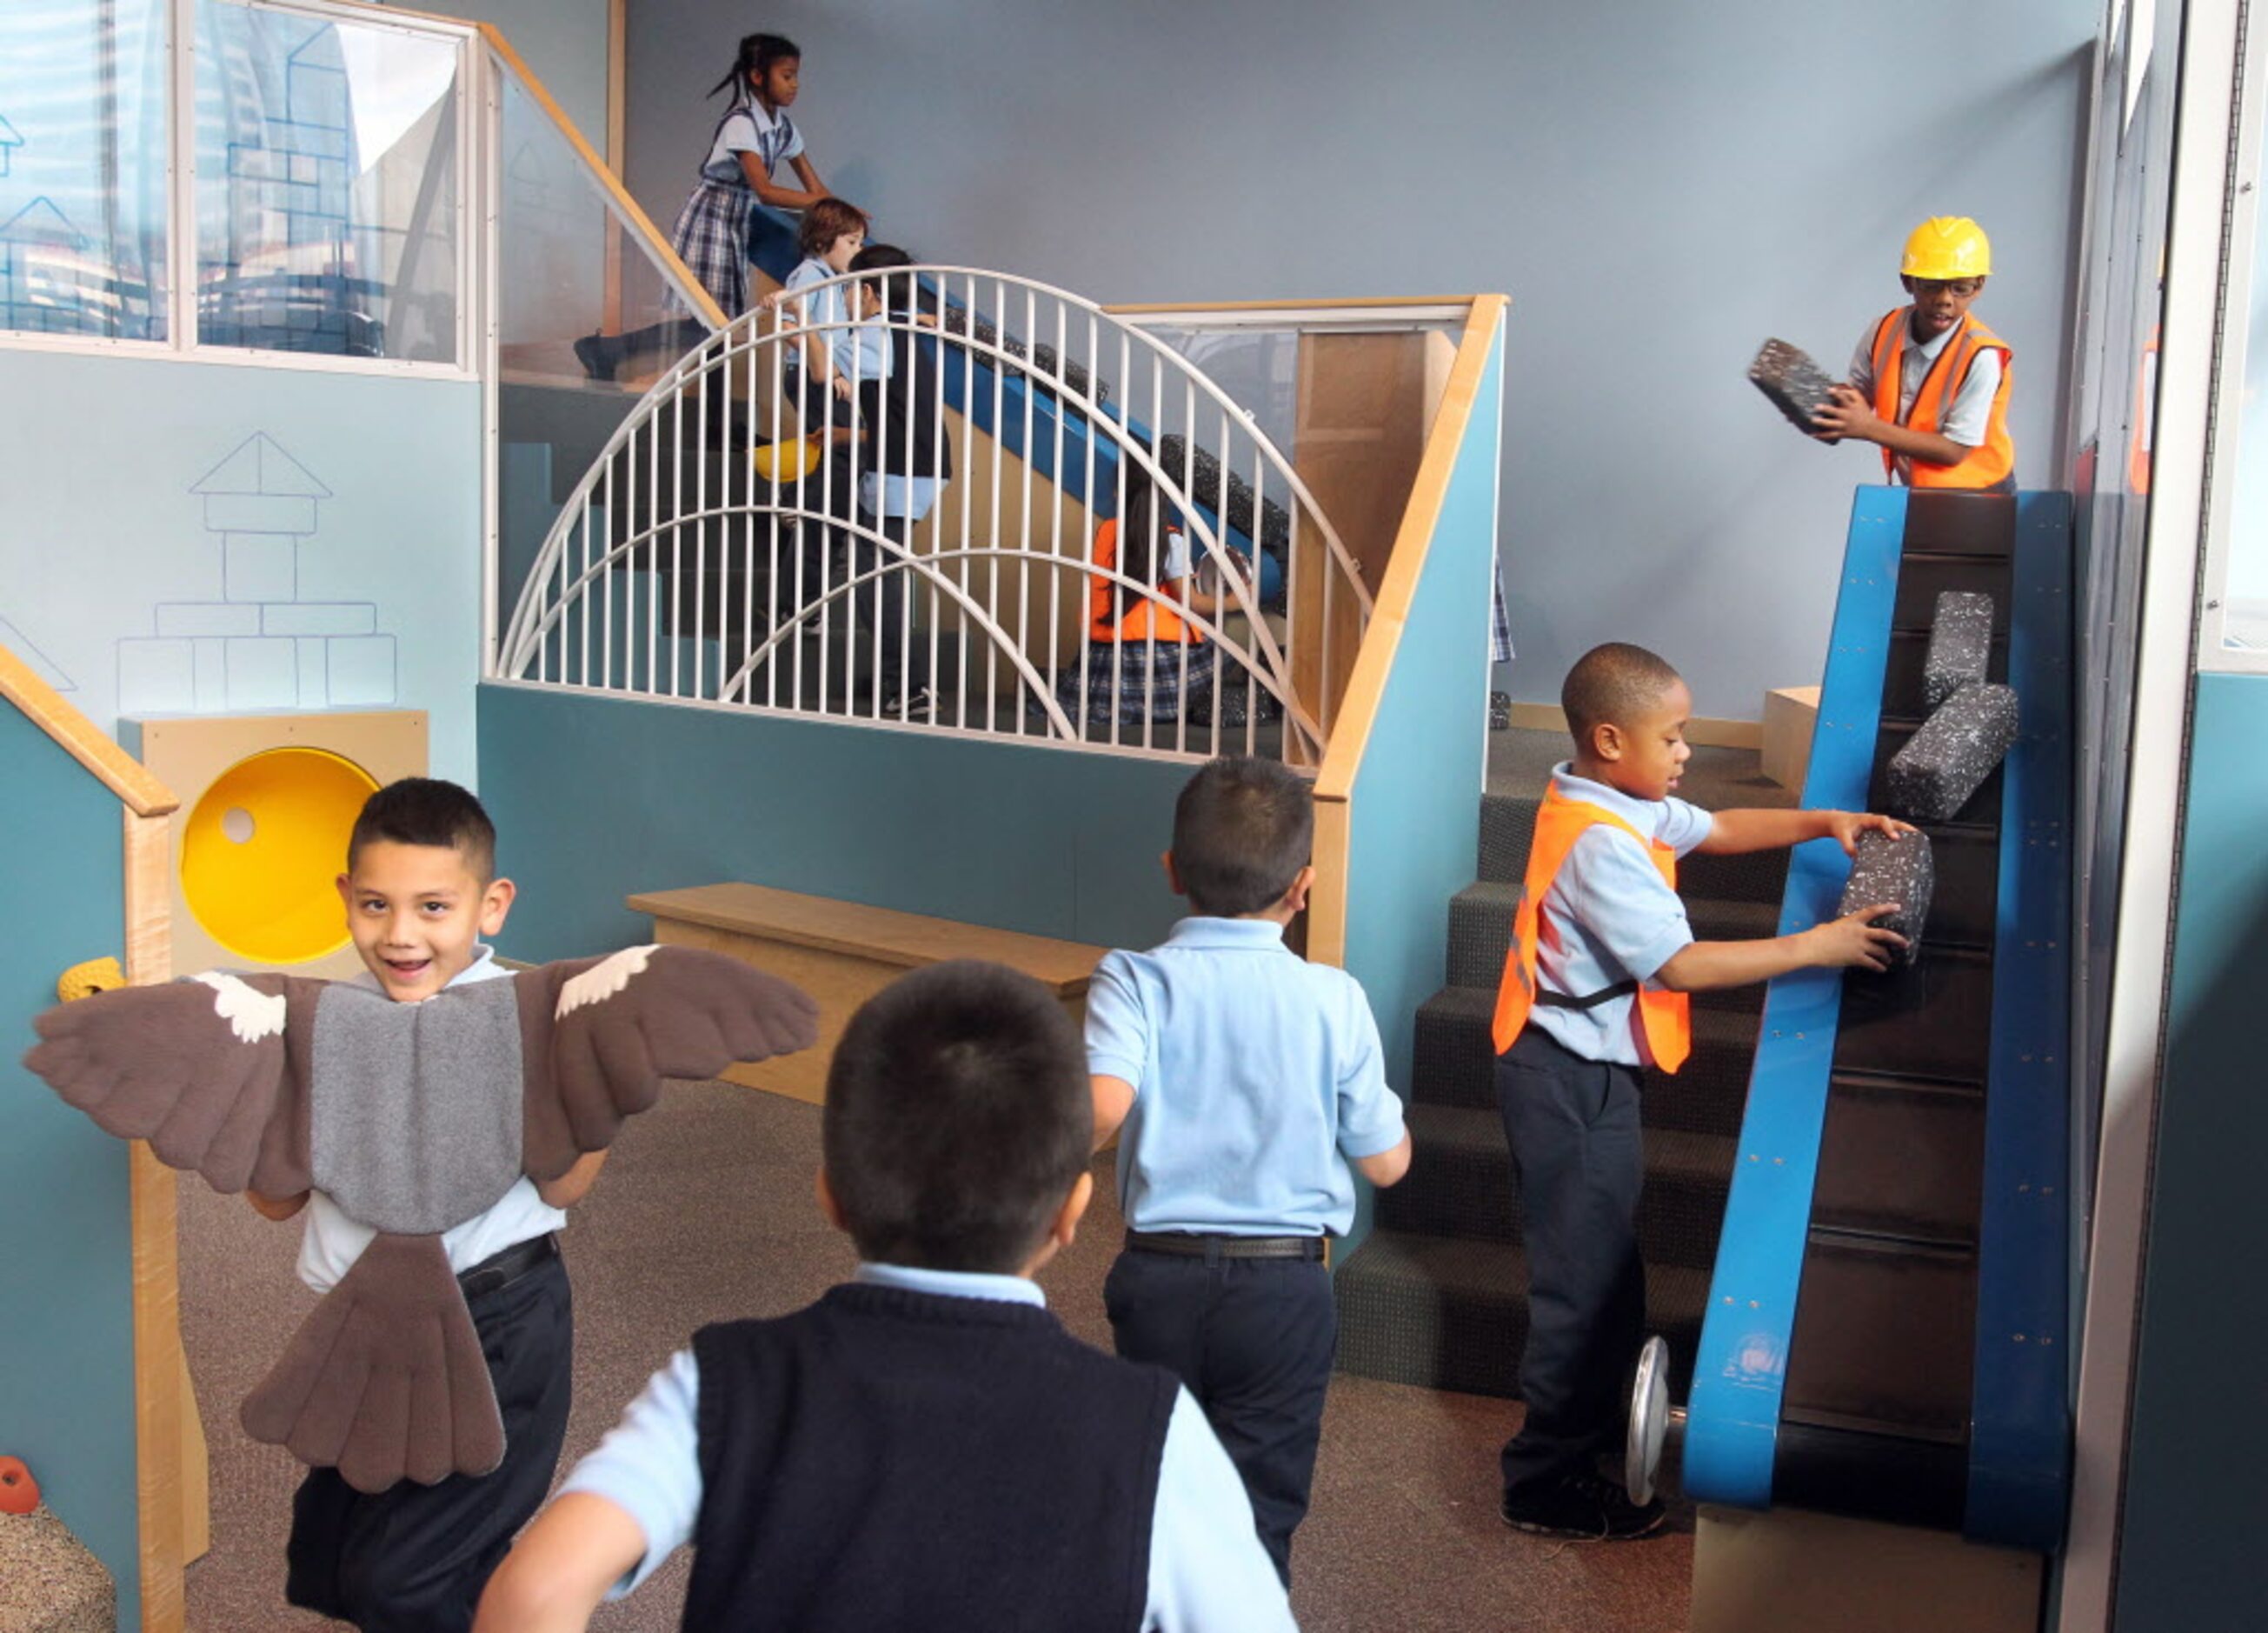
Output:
[1334, 765, 1791, 1402]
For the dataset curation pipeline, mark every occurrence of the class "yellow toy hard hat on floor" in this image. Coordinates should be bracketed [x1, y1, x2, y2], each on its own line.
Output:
[1902, 217, 1992, 280]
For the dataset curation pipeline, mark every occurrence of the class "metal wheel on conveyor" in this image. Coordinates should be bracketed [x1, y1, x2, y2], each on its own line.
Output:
[1633, 488, 2072, 1550]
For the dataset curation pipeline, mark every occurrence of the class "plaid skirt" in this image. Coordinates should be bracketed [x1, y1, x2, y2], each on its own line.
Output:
[670, 180, 756, 320]
[1055, 638, 1218, 725]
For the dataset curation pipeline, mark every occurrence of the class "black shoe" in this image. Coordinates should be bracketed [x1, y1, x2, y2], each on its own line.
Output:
[573, 333, 618, 382]
[1490, 688, 1512, 731]
[1499, 1470, 1664, 1541]
[879, 684, 935, 721]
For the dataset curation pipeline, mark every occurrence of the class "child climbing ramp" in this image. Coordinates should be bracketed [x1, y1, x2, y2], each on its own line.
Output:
[577, 32, 832, 378]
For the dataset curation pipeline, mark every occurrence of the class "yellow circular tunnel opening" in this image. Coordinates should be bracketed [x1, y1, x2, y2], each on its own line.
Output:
[182, 747, 379, 966]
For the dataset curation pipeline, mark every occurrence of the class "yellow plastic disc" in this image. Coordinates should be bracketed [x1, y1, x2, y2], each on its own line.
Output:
[181, 747, 379, 965]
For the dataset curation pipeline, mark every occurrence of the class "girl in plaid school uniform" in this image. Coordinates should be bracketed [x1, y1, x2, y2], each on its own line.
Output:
[672, 33, 832, 320]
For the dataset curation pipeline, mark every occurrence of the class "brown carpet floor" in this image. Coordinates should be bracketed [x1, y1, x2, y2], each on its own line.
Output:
[182, 1081, 1694, 1630]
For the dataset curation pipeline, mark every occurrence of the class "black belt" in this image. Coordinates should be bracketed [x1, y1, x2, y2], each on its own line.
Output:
[1126, 1230, 1327, 1263]
[1535, 978, 1639, 1012]
[457, 1233, 558, 1299]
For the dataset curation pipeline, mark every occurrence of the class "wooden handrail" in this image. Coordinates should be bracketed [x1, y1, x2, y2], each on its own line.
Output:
[0, 643, 177, 816]
[477, 23, 728, 332]
[1306, 294, 1507, 967]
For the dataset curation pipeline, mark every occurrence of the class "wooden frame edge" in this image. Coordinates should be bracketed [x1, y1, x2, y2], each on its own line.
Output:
[0, 644, 177, 816]
[1106, 295, 1482, 316]
[125, 808, 186, 1633]
[1503, 702, 1766, 751]
[1314, 293, 1507, 805]
[476, 23, 727, 331]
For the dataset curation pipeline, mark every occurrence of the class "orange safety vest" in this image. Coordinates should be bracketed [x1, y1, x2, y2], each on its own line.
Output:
[1867, 308, 2015, 490]
[1490, 787, 1692, 1072]
[1087, 518, 1202, 646]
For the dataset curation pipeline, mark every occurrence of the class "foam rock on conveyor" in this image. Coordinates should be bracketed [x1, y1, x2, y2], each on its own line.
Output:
[1748, 338, 1839, 433]
[1925, 590, 1994, 709]
[1836, 828, 1934, 966]
[1886, 682, 2019, 824]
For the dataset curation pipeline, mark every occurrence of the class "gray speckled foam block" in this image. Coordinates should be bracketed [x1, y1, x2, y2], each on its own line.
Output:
[1925, 590, 1994, 708]
[1886, 683, 2019, 823]
[1835, 829, 1934, 964]
[1749, 338, 1839, 431]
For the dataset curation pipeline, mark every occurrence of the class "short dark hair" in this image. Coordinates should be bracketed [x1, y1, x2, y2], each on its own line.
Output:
[850, 242, 917, 310]
[1170, 757, 1314, 917]
[798, 197, 869, 260]
[346, 777, 496, 881]
[1561, 643, 1685, 746]
[823, 962, 1090, 1273]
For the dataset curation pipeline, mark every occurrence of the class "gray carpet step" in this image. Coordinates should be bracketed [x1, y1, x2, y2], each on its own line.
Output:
[1478, 792, 1791, 905]
[1333, 1230, 1713, 1402]
[1408, 986, 1758, 1136]
[1445, 878, 1782, 1005]
[1378, 1105, 1735, 1267]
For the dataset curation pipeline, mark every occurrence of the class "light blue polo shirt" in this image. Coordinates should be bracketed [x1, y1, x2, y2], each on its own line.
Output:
[1524, 763, 1715, 1068]
[1086, 916, 1407, 1237]
[555, 1263, 1294, 1630]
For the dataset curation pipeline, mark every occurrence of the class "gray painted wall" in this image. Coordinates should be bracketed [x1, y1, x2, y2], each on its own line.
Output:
[622, 0, 2095, 721]
[388, 0, 611, 142]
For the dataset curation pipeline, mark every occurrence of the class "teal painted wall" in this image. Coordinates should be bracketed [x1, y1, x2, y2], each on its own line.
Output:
[476, 683, 1192, 959]
[0, 349, 482, 786]
[0, 706, 139, 1626]
[2115, 670, 2268, 1627]
[1340, 332, 1503, 1241]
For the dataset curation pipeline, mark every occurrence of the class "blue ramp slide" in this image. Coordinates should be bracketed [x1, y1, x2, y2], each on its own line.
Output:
[1679, 488, 2072, 1550]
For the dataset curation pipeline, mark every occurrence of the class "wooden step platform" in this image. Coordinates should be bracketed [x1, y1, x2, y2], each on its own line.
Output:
[629, 882, 1104, 1103]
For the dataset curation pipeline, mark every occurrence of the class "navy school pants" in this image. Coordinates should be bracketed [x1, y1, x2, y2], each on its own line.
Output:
[284, 1249, 573, 1633]
[1494, 1023, 1646, 1497]
[1104, 1246, 1337, 1588]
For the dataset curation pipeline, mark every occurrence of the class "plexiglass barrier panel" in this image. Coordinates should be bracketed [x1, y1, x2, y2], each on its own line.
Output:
[493, 61, 721, 638]
[192, 0, 461, 362]
[0, 0, 171, 341]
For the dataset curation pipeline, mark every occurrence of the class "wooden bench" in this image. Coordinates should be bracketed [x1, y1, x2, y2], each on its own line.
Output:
[628, 883, 1107, 1104]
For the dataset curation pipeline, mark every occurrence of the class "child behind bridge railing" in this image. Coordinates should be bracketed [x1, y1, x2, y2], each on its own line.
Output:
[1053, 468, 1259, 730]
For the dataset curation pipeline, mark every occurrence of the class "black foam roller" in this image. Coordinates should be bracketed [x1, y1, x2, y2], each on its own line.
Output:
[1749, 339, 1839, 432]
[1835, 829, 1934, 965]
[1886, 683, 2019, 823]
[1925, 591, 1993, 709]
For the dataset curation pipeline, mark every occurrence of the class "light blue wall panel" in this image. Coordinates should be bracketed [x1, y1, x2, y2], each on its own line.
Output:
[2116, 670, 2268, 1626]
[0, 350, 482, 785]
[477, 683, 1192, 961]
[622, 0, 2095, 723]
[0, 706, 139, 1627]
[1340, 333, 1503, 1243]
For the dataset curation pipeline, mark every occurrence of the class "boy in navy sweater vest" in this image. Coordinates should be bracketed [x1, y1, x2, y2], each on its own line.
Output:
[475, 961, 1292, 1632]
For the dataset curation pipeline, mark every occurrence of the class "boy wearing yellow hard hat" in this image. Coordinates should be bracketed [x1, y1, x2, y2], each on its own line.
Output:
[1812, 217, 2015, 491]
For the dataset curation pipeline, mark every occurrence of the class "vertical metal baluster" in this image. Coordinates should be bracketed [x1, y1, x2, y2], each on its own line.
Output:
[955, 275, 974, 732]
[927, 271, 946, 725]
[1071, 311, 1100, 744]
[1043, 299, 1067, 739]
[1015, 286, 1036, 736]
[1249, 442, 1266, 759]
[600, 459, 615, 690]
[695, 348, 709, 697]
[768, 303, 784, 709]
[987, 276, 1005, 731]
[868, 283, 891, 719]
[669, 366, 684, 697]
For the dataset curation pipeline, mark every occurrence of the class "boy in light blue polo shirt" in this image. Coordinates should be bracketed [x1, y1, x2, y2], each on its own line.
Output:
[1089, 756, 1413, 1586]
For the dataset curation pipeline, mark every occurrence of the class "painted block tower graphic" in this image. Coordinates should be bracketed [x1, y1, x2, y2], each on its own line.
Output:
[117, 433, 396, 714]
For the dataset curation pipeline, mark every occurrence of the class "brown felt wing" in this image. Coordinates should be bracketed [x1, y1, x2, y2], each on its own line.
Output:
[240, 1231, 502, 1493]
[22, 971, 316, 1198]
[516, 946, 820, 1179]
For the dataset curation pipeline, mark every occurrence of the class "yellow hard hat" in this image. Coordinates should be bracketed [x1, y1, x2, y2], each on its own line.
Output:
[751, 438, 820, 483]
[1902, 217, 1992, 280]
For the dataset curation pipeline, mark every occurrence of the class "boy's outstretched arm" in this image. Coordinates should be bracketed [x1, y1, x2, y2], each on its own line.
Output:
[1353, 1130, 1413, 1188]
[1654, 904, 1906, 991]
[1812, 384, 1971, 468]
[1700, 808, 1914, 857]
[474, 1492, 646, 1633]
[1092, 1074, 1135, 1151]
[535, 1150, 609, 1209]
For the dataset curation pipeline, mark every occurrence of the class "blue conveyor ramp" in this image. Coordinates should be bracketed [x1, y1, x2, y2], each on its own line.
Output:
[1679, 487, 2072, 1550]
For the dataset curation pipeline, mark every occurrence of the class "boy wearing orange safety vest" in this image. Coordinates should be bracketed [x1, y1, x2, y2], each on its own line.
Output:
[1490, 643, 1909, 1540]
[1812, 216, 2016, 491]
